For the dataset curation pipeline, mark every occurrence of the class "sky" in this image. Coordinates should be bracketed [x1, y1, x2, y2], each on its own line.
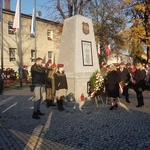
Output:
[9, 0, 48, 19]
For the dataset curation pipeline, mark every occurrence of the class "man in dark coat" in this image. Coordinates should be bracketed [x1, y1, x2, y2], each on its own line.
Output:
[31, 57, 45, 119]
[133, 63, 146, 107]
[117, 62, 131, 103]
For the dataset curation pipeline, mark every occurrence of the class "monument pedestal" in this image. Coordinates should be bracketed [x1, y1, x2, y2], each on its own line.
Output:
[58, 15, 99, 101]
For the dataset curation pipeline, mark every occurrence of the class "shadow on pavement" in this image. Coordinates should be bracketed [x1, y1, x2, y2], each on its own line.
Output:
[0, 88, 150, 150]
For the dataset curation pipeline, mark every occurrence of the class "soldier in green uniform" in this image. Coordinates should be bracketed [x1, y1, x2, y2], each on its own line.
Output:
[45, 60, 56, 108]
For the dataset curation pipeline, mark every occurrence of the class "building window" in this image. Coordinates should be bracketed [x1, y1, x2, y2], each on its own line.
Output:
[31, 50, 35, 62]
[48, 51, 53, 61]
[47, 30, 53, 40]
[8, 21, 15, 34]
[9, 48, 16, 61]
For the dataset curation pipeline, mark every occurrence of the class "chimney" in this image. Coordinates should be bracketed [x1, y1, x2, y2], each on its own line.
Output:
[5, 0, 10, 10]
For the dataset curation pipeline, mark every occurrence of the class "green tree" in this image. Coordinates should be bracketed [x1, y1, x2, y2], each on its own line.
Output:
[122, 0, 150, 62]
[87, 0, 125, 64]
[121, 26, 145, 61]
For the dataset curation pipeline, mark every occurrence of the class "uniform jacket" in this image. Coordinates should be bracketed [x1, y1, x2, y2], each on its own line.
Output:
[45, 68, 55, 88]
[54, 71, 68, 90]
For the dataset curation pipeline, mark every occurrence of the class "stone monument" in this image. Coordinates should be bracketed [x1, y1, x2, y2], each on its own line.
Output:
[58, 15, 100, 101]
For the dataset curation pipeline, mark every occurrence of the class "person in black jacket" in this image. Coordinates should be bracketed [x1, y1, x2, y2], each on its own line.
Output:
[106, 65, 121, 110]
[133, 63, 146, 107]
[117, 62, 131, 103]
[54, 64, 68, 111]
[31, 57, 45, 119]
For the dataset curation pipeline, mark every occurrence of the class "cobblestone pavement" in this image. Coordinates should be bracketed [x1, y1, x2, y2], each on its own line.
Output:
[0, 88, 150, 150]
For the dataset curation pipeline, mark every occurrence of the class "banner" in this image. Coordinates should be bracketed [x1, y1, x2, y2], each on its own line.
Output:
[13, 0, 20, 31]
[30, 8, 35, 36]
[31, 0, 36, 37]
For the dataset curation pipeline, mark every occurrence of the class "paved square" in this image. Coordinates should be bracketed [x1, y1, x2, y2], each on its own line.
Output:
[0, 88, 150, 150]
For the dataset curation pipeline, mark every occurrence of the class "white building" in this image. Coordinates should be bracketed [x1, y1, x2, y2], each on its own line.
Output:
[0, 1, 62, 72]
[107, 53, 133, 65]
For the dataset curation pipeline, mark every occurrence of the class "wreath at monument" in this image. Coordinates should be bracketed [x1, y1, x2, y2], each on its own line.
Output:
[89, 70, 104, 97]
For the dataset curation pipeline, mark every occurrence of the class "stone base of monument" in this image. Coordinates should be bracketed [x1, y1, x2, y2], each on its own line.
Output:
[64, 97, 96, 111]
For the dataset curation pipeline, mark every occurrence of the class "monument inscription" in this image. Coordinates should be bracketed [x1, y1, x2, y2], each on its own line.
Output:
[81, 41, 93, 66]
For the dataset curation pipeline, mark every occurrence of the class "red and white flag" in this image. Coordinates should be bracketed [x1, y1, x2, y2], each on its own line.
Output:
[97, 43, 101, 55]
[105, 45, 111, 56]
[13, 0, 20, 32]
[120, 54, 123, 62]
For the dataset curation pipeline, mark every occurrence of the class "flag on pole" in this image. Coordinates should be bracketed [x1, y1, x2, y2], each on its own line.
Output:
[0, 0, 2, 22]
[30, 2, 36, 37]
[43, 54, 46, 63]
[53, 54, 55, 64]
[97, 43, 101, 55]
[13, 0, 20, 32]
[119, 54, 123, 62]
[105, 45, 111, 56]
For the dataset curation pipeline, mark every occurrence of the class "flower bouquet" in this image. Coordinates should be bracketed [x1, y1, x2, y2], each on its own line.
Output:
[89, 70, 104, 97]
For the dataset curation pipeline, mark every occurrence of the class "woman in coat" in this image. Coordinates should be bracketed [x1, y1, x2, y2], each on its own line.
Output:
[106, 65, 121, 110]
[54, 64, 68, 111]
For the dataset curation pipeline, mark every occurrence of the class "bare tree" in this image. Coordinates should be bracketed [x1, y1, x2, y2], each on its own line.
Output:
[40, 0, 91, 21]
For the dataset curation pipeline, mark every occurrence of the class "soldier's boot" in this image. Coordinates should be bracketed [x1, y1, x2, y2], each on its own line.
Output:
[60, 99, 65, 111]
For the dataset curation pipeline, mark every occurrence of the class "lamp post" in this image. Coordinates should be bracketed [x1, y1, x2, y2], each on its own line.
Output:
[0, 0, 3, 71]
[18, 0, 23, 88]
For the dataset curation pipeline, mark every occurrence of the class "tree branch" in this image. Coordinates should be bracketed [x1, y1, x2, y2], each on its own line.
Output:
[67, 0, 73, 17]
[79, 0, 91, 15]
[56, 0, 66, 19]
[73, 0, 78, 15]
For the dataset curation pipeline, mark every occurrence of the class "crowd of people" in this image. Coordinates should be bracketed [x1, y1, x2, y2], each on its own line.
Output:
[1, 57, 149, 119]
[0, 67, 29, 94]
[30, 58, 150, 119]
[1, 68, 17, 80]
[0, 66, 29, 81]
[100, 61, 150, 110]
[31, 57, 68, 119]
[0, 68, 17, 94]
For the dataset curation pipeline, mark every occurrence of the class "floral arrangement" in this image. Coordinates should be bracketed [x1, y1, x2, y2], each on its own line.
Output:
[89, 70, 104, 97]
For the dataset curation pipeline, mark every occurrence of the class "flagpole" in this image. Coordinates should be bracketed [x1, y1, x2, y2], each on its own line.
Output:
[18, 0, 23, 88]
[34, 0, 37, 60]
[0, 0, 3, 71]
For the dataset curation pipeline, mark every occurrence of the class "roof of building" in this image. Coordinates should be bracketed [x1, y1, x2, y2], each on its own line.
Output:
[3, 9, 63, 26]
